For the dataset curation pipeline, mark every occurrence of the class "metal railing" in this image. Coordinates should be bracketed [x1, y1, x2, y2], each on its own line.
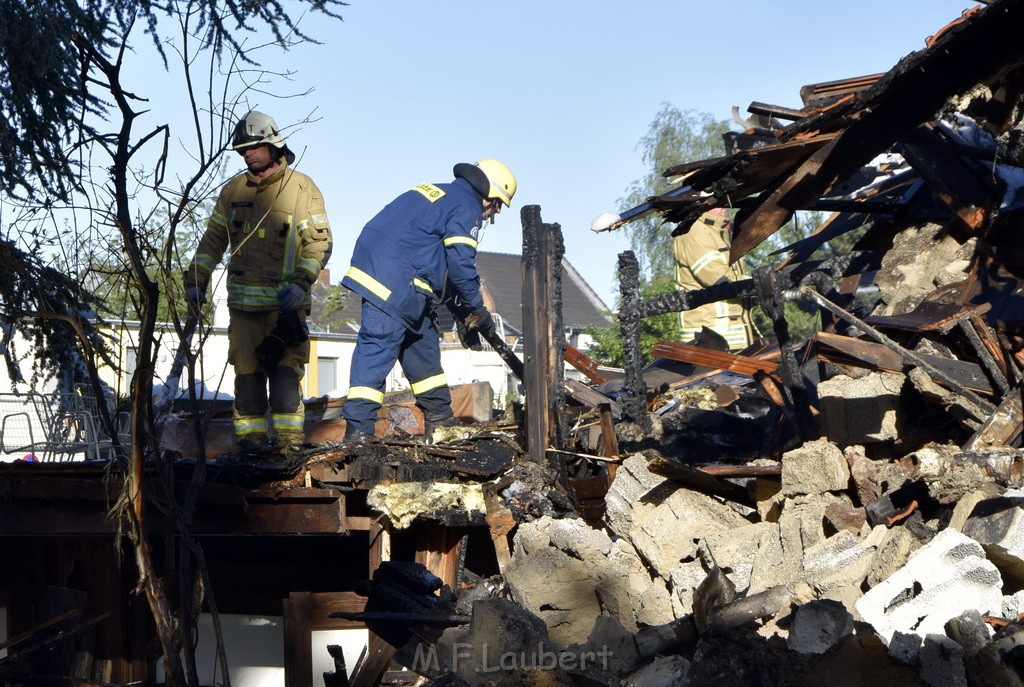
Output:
[0, 388, 128, 462]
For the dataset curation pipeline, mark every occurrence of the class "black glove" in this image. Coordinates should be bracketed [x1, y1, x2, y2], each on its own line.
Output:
[468, 309, 495, 338]
[276, 309, 309, 346]
[456, 317, 483, 351]
[253, 311, 309, 370]
[254, 334, 286, 369]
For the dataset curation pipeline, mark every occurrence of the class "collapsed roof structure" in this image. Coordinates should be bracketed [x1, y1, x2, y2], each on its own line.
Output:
[5, 1, 1024, 685]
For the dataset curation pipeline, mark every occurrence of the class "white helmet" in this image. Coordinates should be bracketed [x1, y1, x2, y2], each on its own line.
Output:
[232, 111, 295, 163]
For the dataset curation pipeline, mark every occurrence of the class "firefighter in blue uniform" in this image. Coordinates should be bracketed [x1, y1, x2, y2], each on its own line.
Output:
[340, 159, 517, 441]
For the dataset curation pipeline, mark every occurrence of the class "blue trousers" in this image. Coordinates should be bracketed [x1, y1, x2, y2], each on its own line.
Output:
[342, 299, 452, 434]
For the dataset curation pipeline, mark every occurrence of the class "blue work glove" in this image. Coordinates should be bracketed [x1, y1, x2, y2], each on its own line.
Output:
[185, 286, 206, 307]
[278, 283, 305, 311]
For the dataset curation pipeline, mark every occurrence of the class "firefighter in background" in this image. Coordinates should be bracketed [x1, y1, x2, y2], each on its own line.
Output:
[341, 159, 517, 442]
[673, 207, 757, 351]
[184, 111, 333, 454]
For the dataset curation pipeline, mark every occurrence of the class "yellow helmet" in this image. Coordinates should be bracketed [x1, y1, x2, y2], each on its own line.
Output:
[453, 159, 517, 207]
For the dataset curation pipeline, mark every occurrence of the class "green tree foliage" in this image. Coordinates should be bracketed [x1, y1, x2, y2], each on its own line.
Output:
[588, 104, 731, 367]
[587, 274, 680, 367]
[621, 103, 732, 282]
[0, 0, 348, 202]
[589, 102, 871, 366]
[78, 199, 213, 323]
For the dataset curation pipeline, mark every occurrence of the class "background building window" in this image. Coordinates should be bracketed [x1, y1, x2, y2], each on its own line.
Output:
[317, 357, 337, 397]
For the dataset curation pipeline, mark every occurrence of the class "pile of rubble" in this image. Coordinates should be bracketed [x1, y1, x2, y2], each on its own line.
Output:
[357, 404, 1024, 686]
[341, 4, 1024, 684]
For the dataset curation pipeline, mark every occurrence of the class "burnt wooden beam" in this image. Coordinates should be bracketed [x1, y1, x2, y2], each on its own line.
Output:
[616, 251, 651, 432]
[731, 137, 839, 260]
[799, 73, 885, 108]
[958, 315, 1012, 396]
[651, 341, 781, 379]
[0, 481, 361, 536]
[284, 591, 368, 687]
[963, 388, 1022, 450]
[897, 128, 997, 232]
[814, 331, 994, 394]
[755, 268, 819, 441]
[520, 205, 568, 470]
[746, 101, 807, 122]
[564, 343, 607, 384]
[804, 287, 997, 423]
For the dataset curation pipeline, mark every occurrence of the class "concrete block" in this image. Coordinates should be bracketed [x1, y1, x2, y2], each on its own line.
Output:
[803, 526, 887, 592]
[944, 608, 992, 658]
[855, 528, 1002, 644]
[504, 516, 675, 643]
[846, 444, 911, 506]
[433, 596, 552, 687]
[888, 631, 922, 664]
[698, 522, 777, 594]
[975, 627, 1024, 687]
[605, 454, 748, 578]
[781, 438, 851, 497]
[621, 655, 690, 687]
[948, 484, 1000, 533]
[818, 372, 904, 446]
[1003, 590, 1024, 618]
[918, 634, 967, 687]
[787, 599, 854, 655]
[867, 525, 923, 588]
[961, 489, 1024, 586]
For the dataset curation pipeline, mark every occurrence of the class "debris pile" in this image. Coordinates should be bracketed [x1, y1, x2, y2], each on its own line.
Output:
[342, 3, 1024, 685]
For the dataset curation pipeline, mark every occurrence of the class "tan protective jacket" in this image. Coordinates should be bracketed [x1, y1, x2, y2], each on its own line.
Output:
[673, 212, 755, 351]
[186, 163, 332, 312]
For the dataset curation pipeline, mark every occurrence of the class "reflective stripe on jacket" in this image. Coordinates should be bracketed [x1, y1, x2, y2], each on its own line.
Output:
[185, 163, 332, 312]
[341, 178, 484, 328]
[674, 213, 754, 351]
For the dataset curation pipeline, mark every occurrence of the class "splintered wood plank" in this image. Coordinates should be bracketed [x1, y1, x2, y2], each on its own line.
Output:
[564, 343, 607, 384]
[864, 301, 989, 333]
[731, 137, 839, 260]
[652, 341, 780, 377]
[415, 525, 465, 590]
[963, 388, 1023, 450]
[564, 378, 622, 417]
[814, 331, 993, 394]
[483, 484, 515, 574]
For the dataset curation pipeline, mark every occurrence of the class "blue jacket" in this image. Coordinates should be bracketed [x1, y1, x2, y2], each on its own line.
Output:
[342, 178, 485, 328]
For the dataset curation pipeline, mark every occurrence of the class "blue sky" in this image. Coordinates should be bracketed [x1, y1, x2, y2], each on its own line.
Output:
[151, 0, 977, 308]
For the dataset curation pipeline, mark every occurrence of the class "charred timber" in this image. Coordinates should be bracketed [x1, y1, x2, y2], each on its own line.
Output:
[617, 251, 651, 432]
[626, 251, 877, 321]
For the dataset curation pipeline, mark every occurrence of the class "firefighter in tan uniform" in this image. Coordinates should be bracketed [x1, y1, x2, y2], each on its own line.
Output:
[184, 111, 332, 454]
[673, 208, 756, 351]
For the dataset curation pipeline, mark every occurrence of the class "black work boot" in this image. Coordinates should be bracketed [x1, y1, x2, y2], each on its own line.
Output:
[422, 413, 463, 444]
[236, 437, 266, 455]
[271, 431, 306, 458]
[343, 422, 372, 446]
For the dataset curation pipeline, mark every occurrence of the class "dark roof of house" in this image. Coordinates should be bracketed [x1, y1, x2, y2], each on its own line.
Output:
[309, 252, 613, 335]
[475, 252, 612, 336]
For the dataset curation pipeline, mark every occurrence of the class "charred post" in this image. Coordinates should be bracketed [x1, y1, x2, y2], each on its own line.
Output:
[520, 205, 566, 472]
[617, 250, 650, 432]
